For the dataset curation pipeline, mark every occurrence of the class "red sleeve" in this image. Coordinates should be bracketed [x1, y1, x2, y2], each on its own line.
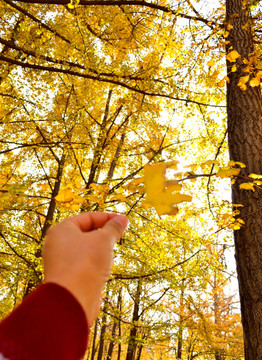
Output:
[0, 283, 88, 360]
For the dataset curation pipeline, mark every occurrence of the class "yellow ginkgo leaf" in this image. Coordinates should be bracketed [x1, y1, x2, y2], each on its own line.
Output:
[211, 70, 220, 79]
[70, 204, 81, 211]
[55, 189, 75, 203]
[240, 182, 255, 191]
[207, 60, 215, 67]
[228, 160, 246, 168]
[201, 160, 220, 167]
[216, 168, 241, 178]
[226, 50, 241, 62]
[250, 77, 260, 87]
[217, 79, 225, 87]
[249, 173, 262, 179]
[237, 75, 249, 91]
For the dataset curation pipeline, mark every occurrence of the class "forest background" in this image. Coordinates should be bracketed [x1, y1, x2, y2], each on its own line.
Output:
[2, 0, 262, 358]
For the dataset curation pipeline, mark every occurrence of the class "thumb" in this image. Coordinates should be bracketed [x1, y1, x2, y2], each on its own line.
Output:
[101, 214, 128, 243]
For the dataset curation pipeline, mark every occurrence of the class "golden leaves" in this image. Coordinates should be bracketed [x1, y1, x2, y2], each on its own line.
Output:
[250, 76, 260, 87]
[240, 182, 255, 191]
[237, 75, 249, 90]
[216, 168, 240, 178]
[55, 189, 75, 203]
[226, 50, 241, 62]
[55, 183, 86, 211]
[68, 0, 79, 9]
[217, 211, 245, 231]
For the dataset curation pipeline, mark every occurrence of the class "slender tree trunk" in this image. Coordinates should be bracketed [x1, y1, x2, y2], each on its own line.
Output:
[97, 288, 110, 360]
[117, 289, 122, 360]
[90, 319, 98, 360]
[106, 289, 122, 360]
[177, 285, 184, 359]
[125, 280, 142, 360]
[226, 0, 262, 358]
[106, 319, 117, 360]
[135, 344, 143, 360]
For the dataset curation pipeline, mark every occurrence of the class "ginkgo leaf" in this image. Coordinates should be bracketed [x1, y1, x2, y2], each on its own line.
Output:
[226, 50, 241, 62]
[249, 173, 262, 179]
[237, 75, 249, 90]
[217, 79, 225, 87]
[254, 180, 262, 185]
[55, 189, 75, 203]
[216, 168, 241, 178]
[240, 182, 255, 191]
[70, 204, 81, 211]
[207, 60, 215, 67]
[228, 160, 246, 168]
[250, 77, 260, 87]
[211, 70, 220, 79]
[184, 163, 198, 171]
[201, 160, 220, 166]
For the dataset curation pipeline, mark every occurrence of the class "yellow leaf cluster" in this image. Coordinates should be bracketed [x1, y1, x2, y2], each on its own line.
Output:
[55, 185, 86, 211]
[237, 75, 249, 90]
[249, 173, 262, 179]
[216, 168, 241, 178]
[68, 0, 79, 9]
[226, 50, 241, 62]
[217, 210, 245, 231]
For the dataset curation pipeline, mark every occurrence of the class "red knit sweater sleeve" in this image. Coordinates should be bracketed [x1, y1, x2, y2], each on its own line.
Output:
[0, 283, 89, 360]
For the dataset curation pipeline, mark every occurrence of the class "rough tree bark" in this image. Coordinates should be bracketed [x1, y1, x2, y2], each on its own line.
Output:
[226, 0, 262, 358]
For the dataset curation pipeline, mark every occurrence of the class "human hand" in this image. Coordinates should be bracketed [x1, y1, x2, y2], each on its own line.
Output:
[42, 212, 128, 325]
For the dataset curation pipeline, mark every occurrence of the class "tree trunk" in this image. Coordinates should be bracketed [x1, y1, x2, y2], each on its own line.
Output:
[125, 280, 142, 360]
[97, 288, 110, 360]
[90, 319, 98, 360]
[177, 284, 184, 359]
[226, 0, 262, 358]
[135, 344, 143, 360]
[117, 288, 123, 360]
[106, 289, 122, 360]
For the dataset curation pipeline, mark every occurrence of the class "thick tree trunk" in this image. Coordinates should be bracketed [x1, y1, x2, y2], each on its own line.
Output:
[226, 0, 262, 358]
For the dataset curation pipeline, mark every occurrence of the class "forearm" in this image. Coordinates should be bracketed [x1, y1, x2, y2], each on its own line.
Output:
[0, 283, 88, 360]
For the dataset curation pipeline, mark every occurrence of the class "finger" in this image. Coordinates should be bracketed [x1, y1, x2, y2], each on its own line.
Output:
[66, 212, 126, 232]
[100, 214, 129, 243]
